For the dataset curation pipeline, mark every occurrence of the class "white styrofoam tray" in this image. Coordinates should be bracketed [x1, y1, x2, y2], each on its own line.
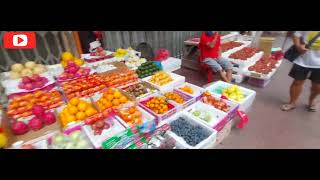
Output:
[164, 112, 217, 149]
[175, 82, 205, 99]
[205, 81, 256, 112]
[221, 40, 252, 56]
[183, 101, 227, 128]
[223, 51, 264, 69]
[82, 117, 126, 149]
[142, 72, 185, 92]
[115, 106, 156, 129]
[1, 72, 56, 95]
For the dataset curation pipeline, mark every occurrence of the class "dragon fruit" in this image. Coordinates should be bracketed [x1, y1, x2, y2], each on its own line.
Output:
[32, 105, 45, 117]
[28, 117, 43, 131]
[42, 112, 56, 125]
[11, 121, 29, 135]
[155, 49, 170, 61]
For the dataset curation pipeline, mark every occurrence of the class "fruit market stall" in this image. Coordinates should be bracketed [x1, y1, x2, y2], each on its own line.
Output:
[0, 48, 256, 149]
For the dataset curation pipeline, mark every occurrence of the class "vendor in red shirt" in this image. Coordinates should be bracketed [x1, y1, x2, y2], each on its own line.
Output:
[199, 31, 233, 82]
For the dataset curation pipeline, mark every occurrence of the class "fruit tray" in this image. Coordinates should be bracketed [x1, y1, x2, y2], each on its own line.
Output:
[47, 124, 94, 149]
[164, 112, 217, 149]
[223, 51, 264, 71]
[221, 40, 251, 56]
[91, 88, 136, 113]
[1, 72, 55, 96]
[55, 97, 97, 128]
[122, 81, 159, 101]
[205, 81, 256, 112]
[183, 101, 228, 129]
[160, 89, 195, 111]
[142, 72, 185, 92]
[82, 116, 126, 149]
[199, 93, 239, 120]
[115, 106, 156, 129]
[175, 82, 205, 100]
[138, 94, 177, 123]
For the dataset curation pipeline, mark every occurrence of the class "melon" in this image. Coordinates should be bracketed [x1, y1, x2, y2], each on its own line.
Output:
[20, 68, 33, 77]
[25, 61, 37, 69]
[11, 63, 24, 73]
[33, 66, 45, 74]
[9, 71, 21, 79]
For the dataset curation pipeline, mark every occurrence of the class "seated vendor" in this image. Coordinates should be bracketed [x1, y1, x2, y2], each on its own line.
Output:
[199, 31, 233, 82]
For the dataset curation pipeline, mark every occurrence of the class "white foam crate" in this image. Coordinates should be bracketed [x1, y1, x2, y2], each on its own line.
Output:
[115, 106, 156, 129]
[83, 117, 126, 149]
[138, 92, 177, 123]
[175, 82, 205, 100]
[232, 74, 247, 84]
[160, 89, 196, 111]
[164, 112, 217, 149]
[222, 40, 252, 56]
[161, 57, 182, 72]
[205, 81, 256, 112]
[142, 72, 185, 92]
[183, 101, 228, 129]
[223, 51, 264, 69]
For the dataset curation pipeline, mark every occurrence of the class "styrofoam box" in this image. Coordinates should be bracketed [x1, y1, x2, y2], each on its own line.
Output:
[232, 74, 247, 84]
[142, 72, 185, 92]
[164, 112, 217, 149]
[205, 81, 256, 112]
[183, 101, 228, 129]
[223, 51, 264, 71]
[1, 72, 56, 95]
[175, 82, 205, 100]
[115, 106, 156, 129]
[138, 93, 177, 123]
[83, 117, 126, 149]
[48, 124, 94, 149]
[221, 40, 252, 56]
[160, 89, 195, 111]
[161, 57, 182, 72]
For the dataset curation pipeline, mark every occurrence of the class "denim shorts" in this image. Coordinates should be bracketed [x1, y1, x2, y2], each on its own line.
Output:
[203, 57, 233, 72]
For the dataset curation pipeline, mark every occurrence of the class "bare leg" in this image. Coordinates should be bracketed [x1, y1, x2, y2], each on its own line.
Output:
[289, 80, 305, 105]
[308, 82, 320, 111]
[226, 69, 233, 82]
[282, 80, 305, 111]
[218, 70, 229, 82]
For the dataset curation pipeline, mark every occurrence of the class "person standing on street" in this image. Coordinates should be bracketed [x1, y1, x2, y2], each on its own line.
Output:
[199, 31, 233, 82]
[282, 31, 320, 112]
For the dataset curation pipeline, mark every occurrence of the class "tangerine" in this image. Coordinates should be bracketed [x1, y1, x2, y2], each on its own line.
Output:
[77, 102, 88, 112]
[106, 94, 114, 101]
[68, 105, 78, 115]
[113, 91, 122, 99]
[76, 111, 87, 121]
[119, 96, 128, 103]
[85, 108, 97, 117]
[105, 101, 113, 109]
[128, 107, 136, 114]
[70, 97, 80, 106]
[112, 99, 120, 106]
[66, 114, 76, 122]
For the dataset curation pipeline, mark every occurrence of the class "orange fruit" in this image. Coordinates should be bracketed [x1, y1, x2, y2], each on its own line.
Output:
[70, 97, 80, 106]
[112, 99, 120, 106]
[77, 102, 88, 112]
[119, 96, 128, 103]
[85, 108, 97, 117]
[76, 111, 87, 121]
[68, 105, 78, 115]
[105, 101, 113, 109]
[106, 94, 114, 101]
[106, 89, 114, 94]
[66, 114, 76, 122]
[128, 107, 136, 114]
[133, 111, 142, 118]
[113, 91, 122, 99]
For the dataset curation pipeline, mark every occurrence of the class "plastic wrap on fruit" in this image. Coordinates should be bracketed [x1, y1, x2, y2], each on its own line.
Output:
[138, 121, 156, 134]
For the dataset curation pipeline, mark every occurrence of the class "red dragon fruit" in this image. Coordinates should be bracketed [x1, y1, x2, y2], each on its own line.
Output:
[11, 121, 29, 135]
[28, 117, 43, 131]
[42, 112, 56, 125]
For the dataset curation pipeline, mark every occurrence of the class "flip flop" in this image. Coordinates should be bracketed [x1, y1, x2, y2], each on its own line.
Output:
[307, 105, 317, 112]
[281, 104, 296, 111]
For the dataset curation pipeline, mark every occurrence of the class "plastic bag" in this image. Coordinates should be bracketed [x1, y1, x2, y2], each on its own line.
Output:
[154, 49, 170, 61]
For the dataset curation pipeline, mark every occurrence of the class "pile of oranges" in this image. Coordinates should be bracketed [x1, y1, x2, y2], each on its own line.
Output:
[164, 92, 185, 104]
[118, 106, 143, 126]
[59, 97, 98, 127]
[96, 89, 128, 111]
[7, 90, 64, 119]
[145, 96, 169, 114]
[179, 85, 194, 94]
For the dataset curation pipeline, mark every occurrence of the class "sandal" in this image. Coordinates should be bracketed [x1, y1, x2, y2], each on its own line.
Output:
[307, 105, 317, 112]
[281, 104, 296, 111]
